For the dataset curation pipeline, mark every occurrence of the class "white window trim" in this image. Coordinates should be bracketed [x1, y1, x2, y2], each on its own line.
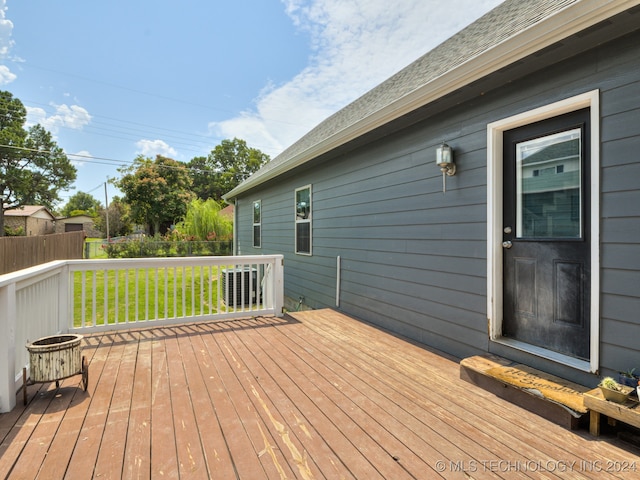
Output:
[486, 90, 600, 374]
[295, 184, 312, 256]
[253, 200, 261, 249]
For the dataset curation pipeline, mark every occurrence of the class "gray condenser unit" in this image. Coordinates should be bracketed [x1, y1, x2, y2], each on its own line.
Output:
[221, 267, 258, 306]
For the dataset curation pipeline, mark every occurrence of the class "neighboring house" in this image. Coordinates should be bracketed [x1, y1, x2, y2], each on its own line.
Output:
[4, 205, 56, 236]
[224, 0, 640, 386]
[55, 214, 101, 237]
[219, 204, 234, 220]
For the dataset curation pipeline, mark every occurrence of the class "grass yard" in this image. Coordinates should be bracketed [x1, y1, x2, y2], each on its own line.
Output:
[72, 265, 225, 327]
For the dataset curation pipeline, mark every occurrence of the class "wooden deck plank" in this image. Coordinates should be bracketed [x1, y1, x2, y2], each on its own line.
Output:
[64, 337, 126, 479]
[234, 320, 386, 479]
[194, 322, 273, 479]
[122, 331, 152, 480]
[200, 321, 298, 479]
[0, 334, 107, 479]
[92, 333, 140, 479]
[181, 325, 245, 478]
[0, 379, 62, 479]
[32, 335, 107, 479]
[294, 309, 638, 479]
[224, 319, 361, 479]
[164, 326, 212, 479]
[270, 317, 515, 480]
[239, 319, 419, 480]
[287, 312, 548, 479]
[2, 309, 639, 479]
[219, 320, 346, 479]
[300, 312, 602, 474]
[6, 384, 76, 478]
[150, 329, 180, 479]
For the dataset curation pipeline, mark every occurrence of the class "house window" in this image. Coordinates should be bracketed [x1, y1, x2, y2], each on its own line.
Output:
[253, 200, 261, 248]
[295, 185, 312, 255]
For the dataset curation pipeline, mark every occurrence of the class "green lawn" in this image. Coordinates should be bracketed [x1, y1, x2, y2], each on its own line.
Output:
[72, 266, 225, 326]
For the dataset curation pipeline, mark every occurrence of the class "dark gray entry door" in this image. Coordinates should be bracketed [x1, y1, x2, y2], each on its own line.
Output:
[502, 109, 590, 360]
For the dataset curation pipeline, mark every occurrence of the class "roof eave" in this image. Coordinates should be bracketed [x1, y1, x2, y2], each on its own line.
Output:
[224, 0, 636, 200]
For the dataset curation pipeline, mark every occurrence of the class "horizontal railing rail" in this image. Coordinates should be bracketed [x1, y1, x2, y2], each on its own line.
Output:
[0, 255, 283, 412]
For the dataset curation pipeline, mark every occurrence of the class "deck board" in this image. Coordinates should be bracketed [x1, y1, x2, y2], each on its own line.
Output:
[1, 309, 639, 479]
[150, 331, 180, 479]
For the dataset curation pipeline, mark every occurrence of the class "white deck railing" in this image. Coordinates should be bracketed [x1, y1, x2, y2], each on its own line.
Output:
[0, 255, 284, 412]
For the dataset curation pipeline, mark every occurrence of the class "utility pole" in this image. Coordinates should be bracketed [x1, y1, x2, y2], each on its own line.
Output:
[104, 181, 110, 242]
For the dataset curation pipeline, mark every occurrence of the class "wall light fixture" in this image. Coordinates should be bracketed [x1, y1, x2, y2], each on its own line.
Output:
[436, 142, 455, 192]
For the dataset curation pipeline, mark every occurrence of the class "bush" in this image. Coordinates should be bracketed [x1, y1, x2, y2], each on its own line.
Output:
[4, 225, 25, 236]
[102, 235, 233, 258]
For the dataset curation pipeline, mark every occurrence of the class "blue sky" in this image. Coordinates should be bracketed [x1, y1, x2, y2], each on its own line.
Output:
[0, 0, 502, 208]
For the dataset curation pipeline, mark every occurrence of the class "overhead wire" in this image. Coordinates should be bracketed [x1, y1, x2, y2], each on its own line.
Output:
[1, 97, 276, 164]
[16, 98, 281, 158]
[4, 59, 315, 156]
[0, 144, 218, 173]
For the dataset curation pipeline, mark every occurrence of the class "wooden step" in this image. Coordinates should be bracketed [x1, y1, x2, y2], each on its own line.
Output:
[460, 354, 589, 430]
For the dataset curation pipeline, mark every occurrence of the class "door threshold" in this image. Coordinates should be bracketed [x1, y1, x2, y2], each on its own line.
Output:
[493, 337, 591, 373]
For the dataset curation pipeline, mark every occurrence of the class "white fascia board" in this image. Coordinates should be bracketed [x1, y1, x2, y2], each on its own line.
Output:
[225, 0, 638, 199]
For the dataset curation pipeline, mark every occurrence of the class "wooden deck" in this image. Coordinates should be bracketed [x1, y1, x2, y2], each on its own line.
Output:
[1, 309, 638, 479]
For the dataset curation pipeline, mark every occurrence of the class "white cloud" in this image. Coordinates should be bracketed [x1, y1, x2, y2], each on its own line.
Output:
[0, 0, 15, 84]
[211, 0, 502, 158]
[135, 139, 177, 158]
[0, 64, 14, 84]
[69, 149, 93, 167]
[25, 103, 91, 133]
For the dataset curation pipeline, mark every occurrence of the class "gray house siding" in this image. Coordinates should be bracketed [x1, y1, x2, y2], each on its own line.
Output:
[234, 27, 640, 384]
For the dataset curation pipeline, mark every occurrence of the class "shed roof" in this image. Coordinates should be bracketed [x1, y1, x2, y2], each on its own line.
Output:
[224, 0, 639, 199]
[4, 205, 55, 219]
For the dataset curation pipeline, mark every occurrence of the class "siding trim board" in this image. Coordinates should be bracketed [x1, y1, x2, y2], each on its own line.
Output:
[486, 89, 600, 373]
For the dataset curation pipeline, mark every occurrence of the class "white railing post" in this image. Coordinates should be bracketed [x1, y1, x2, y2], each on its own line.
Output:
[0, 283, 17, 413]
[58, 263, 70, 333]
[273, 255, 284, 317]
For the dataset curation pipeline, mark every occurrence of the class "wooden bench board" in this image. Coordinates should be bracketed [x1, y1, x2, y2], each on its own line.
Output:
[584, 388, 640, 436]
[460, 355, 589, 429]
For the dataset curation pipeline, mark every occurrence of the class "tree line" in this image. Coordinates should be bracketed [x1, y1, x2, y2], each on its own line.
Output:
[0, 91, 270, 239]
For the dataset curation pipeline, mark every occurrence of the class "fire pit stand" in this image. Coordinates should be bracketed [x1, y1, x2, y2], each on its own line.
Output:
[23, 334, 88, 405]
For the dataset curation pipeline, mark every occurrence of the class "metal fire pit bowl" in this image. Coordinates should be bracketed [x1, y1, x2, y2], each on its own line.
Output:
[23, 334, 88, 405]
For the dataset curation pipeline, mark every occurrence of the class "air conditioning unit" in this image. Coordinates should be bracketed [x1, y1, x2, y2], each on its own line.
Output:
[221, 267, 258, 306]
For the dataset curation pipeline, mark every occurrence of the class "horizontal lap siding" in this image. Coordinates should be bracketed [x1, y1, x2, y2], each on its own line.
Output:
[236, 28, 640, 368]
[599, 48, 640, 372]
[237, 117, 490, 358]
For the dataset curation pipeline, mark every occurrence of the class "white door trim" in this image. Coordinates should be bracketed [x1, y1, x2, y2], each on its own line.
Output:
[486, 90, 600, 373]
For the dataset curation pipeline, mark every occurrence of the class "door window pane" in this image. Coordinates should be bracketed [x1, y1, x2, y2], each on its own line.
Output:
[515, 128, 582, 238]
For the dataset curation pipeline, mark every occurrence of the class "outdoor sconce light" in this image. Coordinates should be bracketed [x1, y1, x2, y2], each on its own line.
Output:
[436, 142, 456, 192]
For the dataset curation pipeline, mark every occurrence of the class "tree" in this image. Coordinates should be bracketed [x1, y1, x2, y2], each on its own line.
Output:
[188, 138, 269, 202]
[61, 191, 102, 218]
[115, 155, 194, 236]
[94, 196, 132, 238]
[175, 198, 233, 241]
[0, 91, 77, 236]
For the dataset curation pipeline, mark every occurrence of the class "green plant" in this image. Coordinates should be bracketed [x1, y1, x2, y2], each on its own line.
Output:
[620, 368, 637, 378]
[600, 377, 622, 391]
[174, 198, 233, 241]
[4, 225, 24, 236]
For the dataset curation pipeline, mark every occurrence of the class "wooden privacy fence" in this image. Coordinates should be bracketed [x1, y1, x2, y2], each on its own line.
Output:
[0, 232, 84, 275]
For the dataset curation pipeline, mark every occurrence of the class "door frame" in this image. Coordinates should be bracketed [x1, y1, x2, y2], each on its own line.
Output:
[486, 90, 600, 373]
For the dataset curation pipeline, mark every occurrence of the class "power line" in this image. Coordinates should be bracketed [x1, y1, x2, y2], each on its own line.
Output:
[18, 99, 281, 158]
[0, 144, 218, 173]
[1, 94, 286, 157]
[21, 62, 308, 128]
